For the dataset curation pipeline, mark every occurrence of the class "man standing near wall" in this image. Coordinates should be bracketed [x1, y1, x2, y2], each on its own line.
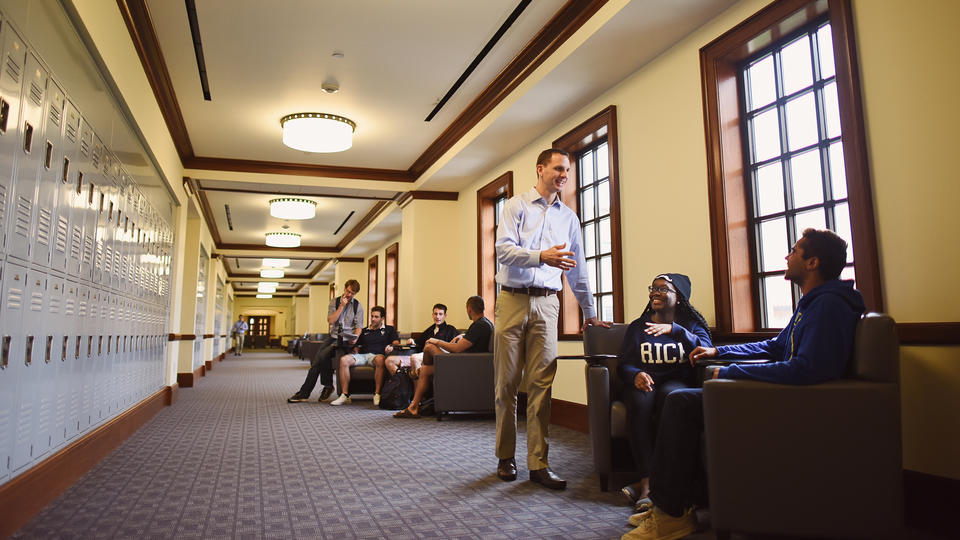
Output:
[287, 279, 364, 403]
[232, 315, 249, 356]
[493, 148, 609, 490]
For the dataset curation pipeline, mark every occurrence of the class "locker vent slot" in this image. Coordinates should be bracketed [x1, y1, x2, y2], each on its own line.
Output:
[38, 208, 51, 246]
[0, 184, 6, 226]
[29, 82, 42, 106]
[70, 226, 82, 260]
[1, 336, 9, 369]
[4, 55, 20, 81]
[65, 118, 76, 141]
[55, 216, 67, 253]
[104, 246, 112, 274]
[31, 289, 43, 311]
[15, 196, 31, 237]
[91, 146, 100, 168]
[79, 136, 89, 157]
[83, 235, 94, 264]
[49, 103, 61, 126]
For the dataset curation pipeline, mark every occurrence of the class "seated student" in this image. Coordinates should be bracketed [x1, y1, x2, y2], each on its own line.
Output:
[393, 295, 493, 418]
[617, 273, 711, 505]
[622, 229, 864, 540]
[287, 280, 364, 403]
[331, 306, 399, 406]
[379, 303, 459, 390]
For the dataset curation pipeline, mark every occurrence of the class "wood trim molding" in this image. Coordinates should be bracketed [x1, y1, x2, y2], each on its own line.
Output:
[185, 156, 413, 182]
[368, 255, 379, 314]
[168, 333, 181, 341]
[335, 257, 365, 263]
[116, 0, 194, 161]
[195, 181, 399, 200]
[205, 360, 213, 371]
[0, 385, 173, 538]
[195, 189, 223, 245]
[176, 364, 205, 388]
[202, 333, 214, 339]
[408, 0, 609, 178]
[385, 242, 399, 327]
[476, 171, 514, 321]
[181, 334, 197, 341]
[897, 323, 960, 345]
[408, 190, 459, 201]
[550, 398, 588, 434]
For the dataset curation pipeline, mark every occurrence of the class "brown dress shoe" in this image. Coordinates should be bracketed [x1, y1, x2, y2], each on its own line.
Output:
[497, 458, 517, 481]
[529, 467, 567, 490]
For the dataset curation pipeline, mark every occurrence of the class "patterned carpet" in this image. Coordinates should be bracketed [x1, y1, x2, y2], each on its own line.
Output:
[13, 350, 651, 539]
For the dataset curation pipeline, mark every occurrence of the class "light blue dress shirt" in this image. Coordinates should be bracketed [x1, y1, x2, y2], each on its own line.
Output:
[495, 187, 597, 320]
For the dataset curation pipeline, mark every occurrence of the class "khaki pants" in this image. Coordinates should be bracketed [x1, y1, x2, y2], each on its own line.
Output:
[235, 334, 245, 354]
[494, 290, 559, 470]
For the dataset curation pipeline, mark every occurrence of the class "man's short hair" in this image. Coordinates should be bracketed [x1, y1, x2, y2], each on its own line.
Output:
[371, 306, 386, 318]
[466, 295, 484, 315]
[344, 279, 360, 293]
[800, 228, 848, 281]
[536, 148, 570, 167]
[432, 303, 447, 313]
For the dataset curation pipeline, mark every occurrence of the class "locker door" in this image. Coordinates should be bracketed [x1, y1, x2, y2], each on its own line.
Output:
[77, 283, 92, 430]
[89, 287, 104, 424]
[0, 261, 15, 482]
[63, 280, 80, 440]
[108, 292, 120, 414]
[8, 52, 49, 263]
[36, 78, 65, 269]
[90, 140, 105, 285]
[17, 270, 52, 466]
[0, 25, 26, 254]
[58, 102, 80, 274]
[75, 121, 94, 279]
[4, 263, 39, 472]
[48, 275, 67, 449]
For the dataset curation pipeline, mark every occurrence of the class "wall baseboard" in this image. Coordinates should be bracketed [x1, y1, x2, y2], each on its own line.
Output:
[551, 398, 588, 434]
[0, 385, 174, 538]
[205, 360, 213, 371]
[176, 365, 205, 388]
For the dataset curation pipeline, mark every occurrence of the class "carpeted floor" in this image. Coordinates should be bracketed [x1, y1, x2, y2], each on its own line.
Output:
[14, 350, 661, 539]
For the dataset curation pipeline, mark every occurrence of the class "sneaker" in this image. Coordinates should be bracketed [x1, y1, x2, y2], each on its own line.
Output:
[373, 394, 381, 406]
[330, 394, 351, 406]
[287, 393, 310, 403]
[628, 508, 653, 527]
[318, 386, 334, 402]
[621, 506, 695, 540]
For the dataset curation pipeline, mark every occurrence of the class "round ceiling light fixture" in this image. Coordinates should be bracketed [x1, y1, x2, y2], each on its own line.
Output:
[280, 112, 355, 153]
[260, 268, 285, 279]
[258, 282, 279, 293]
[265, 232, 301, 248]
[262, 258, 291, 268]
[269, 197, 316, 220]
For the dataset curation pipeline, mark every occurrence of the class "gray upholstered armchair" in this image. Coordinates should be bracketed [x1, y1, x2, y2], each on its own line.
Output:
[583, 323, 632, 491]
[432, 329, 495, 418]
[703, 313, 903, 539]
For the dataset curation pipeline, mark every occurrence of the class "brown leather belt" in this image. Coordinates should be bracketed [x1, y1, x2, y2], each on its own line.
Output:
[501, 285, 559, 297]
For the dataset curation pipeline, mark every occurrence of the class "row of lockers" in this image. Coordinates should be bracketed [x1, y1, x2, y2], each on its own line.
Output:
[0, 258, 169, 483]
[0, 11, 175, 487]
[0, 15, 174, 304]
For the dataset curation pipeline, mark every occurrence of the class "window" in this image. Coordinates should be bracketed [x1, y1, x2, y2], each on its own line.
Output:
[367, 255, 378, 315]
[477, 171, 513, 321]
[384, 242, 398, 327]
[701, 0, 881, 334]
[553, 106, 623, 338]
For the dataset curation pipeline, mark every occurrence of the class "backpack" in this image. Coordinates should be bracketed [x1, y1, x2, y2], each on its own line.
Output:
[379, 366, 414, 410]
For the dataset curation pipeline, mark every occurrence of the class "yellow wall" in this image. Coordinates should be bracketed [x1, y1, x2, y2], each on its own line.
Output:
[234, 296, 294, 337]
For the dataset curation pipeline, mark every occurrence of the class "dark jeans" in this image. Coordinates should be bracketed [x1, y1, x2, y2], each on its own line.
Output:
[623, 378, 693, 477]
[649, 388, 708, 517]
[297, 337, 347, 396]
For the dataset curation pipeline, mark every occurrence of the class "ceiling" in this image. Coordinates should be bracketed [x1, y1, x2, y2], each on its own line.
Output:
[128, 0, 737, 293]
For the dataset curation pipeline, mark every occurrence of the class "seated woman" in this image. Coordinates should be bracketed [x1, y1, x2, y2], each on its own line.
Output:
[617, 273, 712, 506]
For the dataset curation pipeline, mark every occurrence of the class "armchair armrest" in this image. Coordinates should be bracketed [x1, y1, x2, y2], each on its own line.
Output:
[556, 353, 618, 366]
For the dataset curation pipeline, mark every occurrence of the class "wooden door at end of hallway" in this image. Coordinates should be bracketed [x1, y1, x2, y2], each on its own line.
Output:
[247, 316, 271, 347]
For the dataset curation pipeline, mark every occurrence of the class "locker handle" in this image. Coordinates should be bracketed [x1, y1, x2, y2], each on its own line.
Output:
[23, 122, 33, 153]
[75, 336, 81, 359]
[44, 141, 53, 169]
[87, 336, 92, 358]
[62, 157, 70, 184]
[1, 336, 9, 369]
[98, 336, 102, 356]
[45, 336, 52, 363]
[62, 336, 68, 362]
[0, 99, 8, 133]
[25, 336, 33, 366]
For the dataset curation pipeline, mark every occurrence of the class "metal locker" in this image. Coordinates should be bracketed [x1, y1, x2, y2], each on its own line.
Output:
[0, 261, 15, 482]
[29, 269, 56, 461]
[89, 139, 105, 285]
[36, 78, 65, 270]
[57, 101, 80, 274]
[7, 52, 49, 263]
[7, 263, 42, 472]
[88, 286, 105, 424]
[76, 283, 91, 431]
[0, 25, 27, 254]
[75, 121, 95, 279]
[62, 279, 79, 440]
[47, 274, 68, 450]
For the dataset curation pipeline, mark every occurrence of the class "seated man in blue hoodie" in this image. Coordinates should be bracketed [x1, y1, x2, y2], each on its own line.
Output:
[622, 228, 865, 540]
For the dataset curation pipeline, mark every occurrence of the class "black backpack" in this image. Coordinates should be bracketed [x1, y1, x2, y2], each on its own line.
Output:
[379, 366, 414, 410]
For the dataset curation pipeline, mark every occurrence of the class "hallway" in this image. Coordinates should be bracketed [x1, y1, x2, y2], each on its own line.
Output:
[14, 351, 630, 539]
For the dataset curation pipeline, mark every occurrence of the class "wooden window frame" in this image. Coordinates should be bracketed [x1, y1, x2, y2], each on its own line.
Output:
[553, 105, 624, 339]
[476, 171, 513, 321]
[385, 242, 399, 327]
[367, 255, 378, 315]
[701, 0, 881, 336]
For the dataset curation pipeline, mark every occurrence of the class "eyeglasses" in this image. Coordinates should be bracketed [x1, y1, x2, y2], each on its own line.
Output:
[648, 285, 675, 294]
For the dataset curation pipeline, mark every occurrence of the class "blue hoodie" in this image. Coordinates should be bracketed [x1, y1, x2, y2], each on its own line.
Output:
[716, 279, 865, 385]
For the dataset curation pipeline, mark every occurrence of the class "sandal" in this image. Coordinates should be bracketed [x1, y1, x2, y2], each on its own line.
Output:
[393, 408, 420, 419]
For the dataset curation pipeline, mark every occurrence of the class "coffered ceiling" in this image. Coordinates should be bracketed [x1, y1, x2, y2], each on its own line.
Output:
[120, 0, 738, 292]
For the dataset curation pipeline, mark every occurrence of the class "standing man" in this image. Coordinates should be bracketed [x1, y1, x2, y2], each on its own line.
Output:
[493, 148, 609, 490]
[287, 279, 364, 403]
[232, 315, 249, 356]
